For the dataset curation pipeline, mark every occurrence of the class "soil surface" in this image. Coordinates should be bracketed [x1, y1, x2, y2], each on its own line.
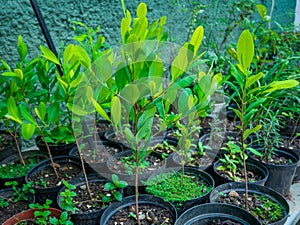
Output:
[109, 153, 164, 175]
[106, 204, 175, 225]
[215, 191, 285, 225]
[68, 181, 120, 214]
[27, 162, 82, 188]
[73, 143, 122, 164]
[253, 153, 293, 165]
[0, 190, 33, 224]
[216, 165, 262, 182]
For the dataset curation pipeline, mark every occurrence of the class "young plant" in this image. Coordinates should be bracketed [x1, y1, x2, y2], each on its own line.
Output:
[224, 29, 298, 210]
[4, 181, 35, 202]
[29, 199, 73, 225]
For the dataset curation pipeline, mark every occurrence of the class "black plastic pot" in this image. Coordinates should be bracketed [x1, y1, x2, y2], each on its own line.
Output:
[100, 194, 177, 225]
[95, 119, 112, 139]
[175, 203, 262, 225]
[35, 136, 76, 156]
[57, 175, 113, 225]
[106, 150, 166, 186]
[0, 150, 48, 189]
[146, 166, 215, 215]
[103, 130, 131, 149]
[211, 160, 269, 186]
[25, 156, 82, 207]
[209, 182, 290, 225]
[249, 148, 299, 196]
[69, 140, 123, 175]
[0, 130, 22, 162]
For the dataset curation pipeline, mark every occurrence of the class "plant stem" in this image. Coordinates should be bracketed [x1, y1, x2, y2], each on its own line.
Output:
[8, 126, 25, 166]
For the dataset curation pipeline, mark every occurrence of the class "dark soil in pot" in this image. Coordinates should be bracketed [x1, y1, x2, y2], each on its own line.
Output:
[104, 130, 130, 149]
[57, 176, 123, 225]
[0, 188, 34, 224]
[106, 150, 166, 186]
[0, 150, 48, 189]
[171, 150, 216, 171]
[69, 140, 123, 175]
[100, 194, 177, 225]
[35, 136, 76, 156]
[210, 182, 289, 225]
[0, 130, 22, 162]
[249, 147, 299, 196]
[212, 160, 269, 186]
[25, 156, 82, 207]
[95, 119, 112, 139]
[146, 166, 214, 215]
[174, 203, 262, 225]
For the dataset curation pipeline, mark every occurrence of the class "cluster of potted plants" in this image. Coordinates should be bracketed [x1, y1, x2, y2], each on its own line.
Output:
[0, 1, 299, 225]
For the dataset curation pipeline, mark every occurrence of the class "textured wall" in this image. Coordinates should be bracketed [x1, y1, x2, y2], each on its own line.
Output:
[0, 0, 296, 67]
[0, 0, 193, 66]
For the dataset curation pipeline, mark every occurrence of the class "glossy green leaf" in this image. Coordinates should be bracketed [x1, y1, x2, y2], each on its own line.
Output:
[104, 182, 115, 191]
[237, 30, 254, 72]
[75, 45, 91, 68]
[90, 98, 111, 121]
[121, 84, 140, 105]
[7, 97, 22, 124]
[63, 44, 75, 65]
[243, 125, 262, 140]
[38, 102, 47, 121]
[245, 72, 263, 88]
[21, 123, 36, 140]
[40, 46, 61, 65]
[256, 4, 267, 21]
[14, 69, 23, 80]
[190, 26, 204, 55]
[19, 104, 36, 124]
[268, 80, 299, 91]
[67, 103, 88, 116]
[114, 192, 122, 202]
[137, 2, 147, 17]
[111, 96, 121, 128]
[171, 44, 190, 81]
[18, 35, 28, 62]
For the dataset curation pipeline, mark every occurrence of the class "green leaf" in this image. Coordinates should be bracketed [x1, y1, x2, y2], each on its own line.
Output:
[112, 174, 118, 183]
[38, 102, 46, 121]
[18, 35, 28, 62]
[75, 45, 91, 68]
[19, 104, 36, 124]
[189, 26, 204, 55]
[121, 84, 140, 105]
[245, 72, 263, 88]
[237, 30, 254, 72]
[256, 4, 267, 20]
[243, 125, 262, 140]
[63, 44, 75, 65]
[137, 106, 156, 140]
[111, 96, 121, 128]
[47, 102, 60, 122]
[21, 123, 36, 140]
[114, 192, 123, 202]
[137, 2, 147, 17]
[171, 44, 190, 81]
[116, 180, 128, 188]
[40, 45, 61, 65]
[14, 69, 23, 80]
[104, 182, 115, 191]
[90, 98, 111, 121]
[7, 96, 22, 124]
[269, 80, 299, 90]
[67, 103, 88, 116]
[2, 71, 21, 79]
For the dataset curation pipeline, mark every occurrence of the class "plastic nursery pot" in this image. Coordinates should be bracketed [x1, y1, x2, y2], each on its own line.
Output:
[57, 175, 115, 225]
[25, 155, 82, 207]
[146, 166, 215, 216]
[2, 208, 62, 225]
[103, 130, 131, 149]
[209, 182, 290, 225]
[174, 203, 262, 225]
[0, 130, 22, 162]
[100, 194, 177, 225]
[69, 140, 123, 175]
[0, 188, 35, 224]
[211, 159, 269, 186]
[0, 149, 48, 189]
[106, 150, 167, 186]
[35, 136, 76, 156]
[95, 119, 112, 139]
[249, 147, 299, 196]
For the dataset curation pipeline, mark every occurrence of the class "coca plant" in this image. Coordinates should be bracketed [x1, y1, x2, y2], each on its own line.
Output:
[224, 29, 298, 209]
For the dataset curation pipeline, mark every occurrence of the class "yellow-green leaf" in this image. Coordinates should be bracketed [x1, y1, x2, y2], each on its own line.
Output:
[237, 30, 254, 72]
[63, 44, 75, 65]
[21, 123, 36, 140]
[7, 97, 22, 124]
[111, 96, 121, 128]
[190, 26, 204, 55]
[91, 98, 111, 121]
[245, 72, 263, 88]
[256, 4, 267, 21]
[137, 2, 147, 18]
[40, 45, 61, 65]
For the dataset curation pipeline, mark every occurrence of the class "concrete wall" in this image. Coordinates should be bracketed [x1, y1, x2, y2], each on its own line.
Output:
[0, 0, 296, 67]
